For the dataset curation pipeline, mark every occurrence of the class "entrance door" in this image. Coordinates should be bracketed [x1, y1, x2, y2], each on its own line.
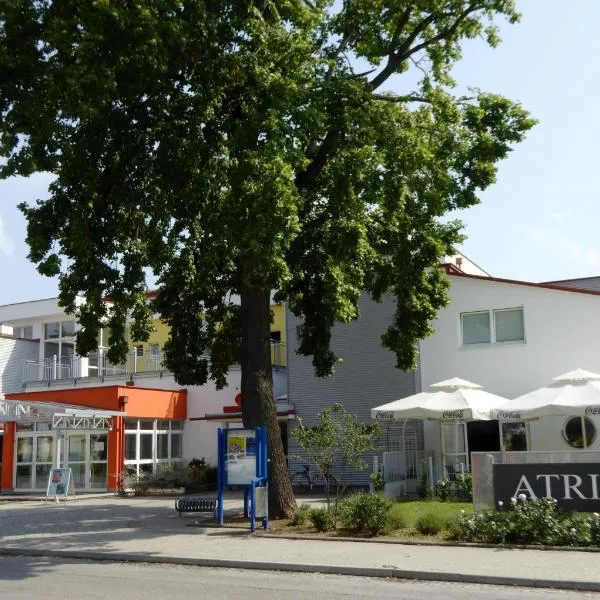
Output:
[15, 429, 55, 490]
[441, 422, 469, 479]
[467, 420, 501, 456]
[67, 433, 108, 490]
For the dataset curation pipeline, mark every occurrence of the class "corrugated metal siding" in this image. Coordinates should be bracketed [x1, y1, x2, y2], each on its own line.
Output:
[286, 293, 422, 487]
[0, 338, 39, 393]
[544, 277, 600, 292]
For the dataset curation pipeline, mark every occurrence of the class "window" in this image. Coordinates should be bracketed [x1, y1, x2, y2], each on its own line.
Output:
[44, 322, 61, 339]
[494, 308, 525, 343]
[562, 416, 596, 449]
[43, 320, 76, 370]
[270, 331, 281, 343]
[461, 307, 524, 346]
[136, 345, 144, 357]
[12, 325, 33, 339]
[461, 312, 491, 345]
[124, 419, 185, 475]
[501, 422, 528, 451]
[150, 343, 160, 356]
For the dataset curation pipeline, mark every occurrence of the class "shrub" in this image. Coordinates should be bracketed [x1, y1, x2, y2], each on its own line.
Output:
[309, 508, 335, 532]
[415, 511, 445, 535]
[416, 463, 432, 499]
[590, 513, 600, 545]
[384, 504, 406, 532]
[432, 475, 472, 502]
[450, 497, 599, 547]
[370, 471, 385, 492]
[338, 492, 391, 534]
[290, 504, 311, 526]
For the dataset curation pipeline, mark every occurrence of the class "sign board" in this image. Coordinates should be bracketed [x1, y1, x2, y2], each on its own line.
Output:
[217, 427, 268, 531]
[225, 429, 258, 486]
[254, 486, 268, 520]
[46, 468, 75, 502]
[494, 463, 600, 512]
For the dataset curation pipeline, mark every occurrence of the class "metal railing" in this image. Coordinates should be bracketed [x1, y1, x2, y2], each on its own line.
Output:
[23, 341, 286, 385]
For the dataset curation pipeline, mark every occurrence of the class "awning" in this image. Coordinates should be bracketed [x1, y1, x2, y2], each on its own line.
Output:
[0, 397, 126, 430]
[191, 400, 295, 423]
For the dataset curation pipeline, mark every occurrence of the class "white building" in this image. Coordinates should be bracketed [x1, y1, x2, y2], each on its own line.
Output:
[419, 264, 600, 478]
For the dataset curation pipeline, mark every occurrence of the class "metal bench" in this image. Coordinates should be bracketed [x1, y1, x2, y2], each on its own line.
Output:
[175, 496, 218, 518]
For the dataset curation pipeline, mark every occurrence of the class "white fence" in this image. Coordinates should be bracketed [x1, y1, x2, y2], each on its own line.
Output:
[382, 434, 424, 496]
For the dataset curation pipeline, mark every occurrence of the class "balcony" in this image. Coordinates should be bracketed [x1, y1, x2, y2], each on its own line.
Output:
[22, 342, 286, 388]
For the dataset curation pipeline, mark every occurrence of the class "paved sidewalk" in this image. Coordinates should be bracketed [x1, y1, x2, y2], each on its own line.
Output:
[0, 495, 599, 591]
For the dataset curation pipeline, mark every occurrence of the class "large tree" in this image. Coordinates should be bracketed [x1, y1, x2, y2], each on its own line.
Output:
[0, 1, 534, 517]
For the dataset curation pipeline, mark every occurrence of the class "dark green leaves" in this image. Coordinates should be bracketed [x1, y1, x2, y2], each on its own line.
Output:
[1, 1, 534, 384]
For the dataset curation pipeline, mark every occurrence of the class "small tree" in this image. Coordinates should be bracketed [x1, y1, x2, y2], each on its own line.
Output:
[292, 404, 379, 508]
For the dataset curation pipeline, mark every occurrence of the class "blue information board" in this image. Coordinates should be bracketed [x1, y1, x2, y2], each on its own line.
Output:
[217, 426, 268, 531]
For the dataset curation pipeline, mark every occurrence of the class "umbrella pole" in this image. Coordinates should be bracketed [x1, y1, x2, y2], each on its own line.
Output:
[582, 416, 588, 449]
[440, 422, 445, 481]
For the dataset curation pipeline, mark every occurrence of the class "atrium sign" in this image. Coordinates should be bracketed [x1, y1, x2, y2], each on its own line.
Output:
[494, 463, 600, 512]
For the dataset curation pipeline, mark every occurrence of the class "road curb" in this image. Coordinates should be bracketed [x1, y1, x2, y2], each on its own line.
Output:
[1, 546, 599, 592]
[259, 532, 600, 553]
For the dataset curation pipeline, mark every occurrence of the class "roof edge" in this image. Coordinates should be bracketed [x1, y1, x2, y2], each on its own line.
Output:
[442, 266, 600, 297]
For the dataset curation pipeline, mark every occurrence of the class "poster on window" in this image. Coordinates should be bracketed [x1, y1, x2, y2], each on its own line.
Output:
[225, 429, 257, 485]
[46, 468, 75, 501]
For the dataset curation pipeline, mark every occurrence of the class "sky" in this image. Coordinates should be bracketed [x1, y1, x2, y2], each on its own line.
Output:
[0, 1, 598, 303]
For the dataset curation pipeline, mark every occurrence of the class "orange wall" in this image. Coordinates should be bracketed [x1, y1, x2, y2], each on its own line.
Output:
[3, 386, 187, 491]
[5, 386, 187, 419]
[1, 423, 15, 491]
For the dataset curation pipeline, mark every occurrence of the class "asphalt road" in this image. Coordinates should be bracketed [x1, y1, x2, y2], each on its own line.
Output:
[0, 557, 597, 600]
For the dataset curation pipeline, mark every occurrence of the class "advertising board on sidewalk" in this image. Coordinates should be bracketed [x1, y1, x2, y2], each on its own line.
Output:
[46, 467, 75, 502]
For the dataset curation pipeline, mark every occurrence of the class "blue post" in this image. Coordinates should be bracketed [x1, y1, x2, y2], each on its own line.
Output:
[262, 482, 269, 530]
[217, 428, 225, 526]
[261, 427, 268, 479]
[250, 479, 256, 533]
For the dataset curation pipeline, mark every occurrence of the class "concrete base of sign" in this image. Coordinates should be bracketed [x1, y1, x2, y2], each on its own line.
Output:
[472, 450, 600, 512]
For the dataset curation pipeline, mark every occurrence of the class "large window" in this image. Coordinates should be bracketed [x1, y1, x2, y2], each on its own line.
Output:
[563, 416, 596, 449]
[500, 422, 528, 451]
[43, 320, 76, 375]
[124, 419, 184, 476]
[461, 307, 525, 346]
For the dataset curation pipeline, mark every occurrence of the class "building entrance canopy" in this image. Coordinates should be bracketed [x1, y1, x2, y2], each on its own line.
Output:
[0, 397, 125, 430]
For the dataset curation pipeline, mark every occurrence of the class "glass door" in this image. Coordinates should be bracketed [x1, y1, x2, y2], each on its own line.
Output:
[89, 433, 108, 489]
[15, 429, 55, 490]
[67, 433, 108, 490]
[68, 434, 87, 489]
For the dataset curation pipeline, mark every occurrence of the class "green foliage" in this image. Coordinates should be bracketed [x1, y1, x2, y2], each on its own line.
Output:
[370, 471, 385, 492]
[291, 404, 379, 506]
[0, 0, 534, 383]
[415, 511, 446, 536]
[309, 508, 335, 533]
[432, 474, 472, 502]
[416, 460, 433, 499]
[338, 492, 391, 534]
[449, 497, 600, 547]
[384, 504, 407, 532]
[290, 504, 312, 526]
[0, 1, 534, 517]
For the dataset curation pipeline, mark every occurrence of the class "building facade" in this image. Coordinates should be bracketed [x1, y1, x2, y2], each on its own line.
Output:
[286, 256, 600, 485]
[0, 296, 288, 493]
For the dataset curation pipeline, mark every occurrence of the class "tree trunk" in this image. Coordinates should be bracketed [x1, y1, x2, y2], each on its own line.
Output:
[240, 284, 297, 519]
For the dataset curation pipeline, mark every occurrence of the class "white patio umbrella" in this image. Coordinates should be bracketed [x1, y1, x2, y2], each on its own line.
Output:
[371, 377, 509, 479]
[496, 369, 600, 420]
[371, 377, 509, 422]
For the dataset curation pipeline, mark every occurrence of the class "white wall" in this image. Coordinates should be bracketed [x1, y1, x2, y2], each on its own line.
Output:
[420, 274, 600, 458]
